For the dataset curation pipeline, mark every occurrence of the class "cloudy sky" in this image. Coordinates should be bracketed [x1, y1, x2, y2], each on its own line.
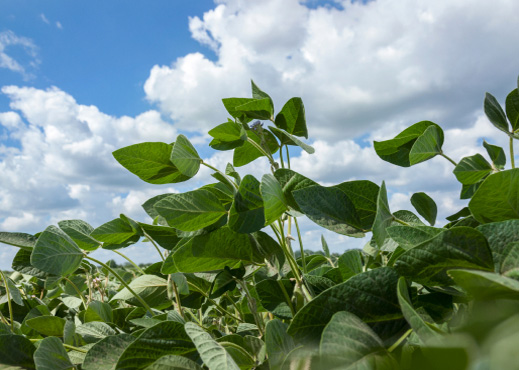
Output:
[1, 0, 519, 270]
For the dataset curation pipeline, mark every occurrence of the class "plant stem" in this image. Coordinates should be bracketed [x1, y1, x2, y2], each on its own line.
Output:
[440, 152, 457, 166]
[225, 293, 243, 321]
[141, 230, 165, 262]
[393, 217, 412, 227]
[85, 255, 155, 316]
[236, 279, 264, 336]
[247, 137, 277, 167]
[277, 279, 296, 316]
[112, 250, 146, 273]
[510, 136, 515, 169]
[0, 271, 14, 331]
[61, 276, 88, 310]
[279, 144, 285, 168]
[388, 328, 413, 352]
[186, 282, 243, 323]
[293, 217, 306, 274]
[0, 310, 9, 326]
[285, 145, 291, 169]
[170, 277, 185, 319]
[64, 343, 88, 353]
[202, 162, 239, 190]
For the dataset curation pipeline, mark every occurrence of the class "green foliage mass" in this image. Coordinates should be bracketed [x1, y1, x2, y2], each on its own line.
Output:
[2, 77, 519, 369]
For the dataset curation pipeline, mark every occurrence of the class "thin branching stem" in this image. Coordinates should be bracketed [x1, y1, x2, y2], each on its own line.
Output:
[293, 217, 306, 274]
[112, 250, 146, 273]
[440, 152, 457, 166]
[388, 328, 413, 352]
[85, 255, 155, 316]
[279, 144, 285, 168]
[202, 162, 239, 190]
[61, 276, 88, 310]
[510, 136, 515, 169]
[141, 230, 165, 262]
[0, 271, 14, 331]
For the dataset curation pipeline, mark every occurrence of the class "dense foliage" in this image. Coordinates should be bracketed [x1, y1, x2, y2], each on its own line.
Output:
[1, 76, 519, 369]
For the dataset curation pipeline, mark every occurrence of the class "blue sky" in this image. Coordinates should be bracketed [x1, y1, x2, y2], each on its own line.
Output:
[1, 0, 519, 269]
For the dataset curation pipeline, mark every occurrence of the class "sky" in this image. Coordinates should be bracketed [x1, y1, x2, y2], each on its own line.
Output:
[1, 0, 519, 270]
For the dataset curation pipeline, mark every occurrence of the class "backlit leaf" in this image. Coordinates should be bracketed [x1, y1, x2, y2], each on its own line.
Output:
[228, 175, 265, 233]
[260, 174, 287, 226]
[485, 92, 509, 133]
[410, 192, 437, 226]
[453, 154, 493, 185]
[409, 125, 444, 165]
[483, 140, 506, 169]
[170, 134, 201, 178]
[274, 97, 308, 138]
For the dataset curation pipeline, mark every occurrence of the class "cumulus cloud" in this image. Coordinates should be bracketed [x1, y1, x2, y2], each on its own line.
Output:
[0, 31, 39, 79]
[144, 0, 519, 140]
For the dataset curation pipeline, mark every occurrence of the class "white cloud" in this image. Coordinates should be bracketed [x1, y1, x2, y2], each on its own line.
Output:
[40, 14, 50, 24]
[56, 22, 63, 30]
[0, 31, 39, 79]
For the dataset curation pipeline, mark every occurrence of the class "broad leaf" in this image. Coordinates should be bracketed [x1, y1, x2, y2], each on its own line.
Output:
[111, 275, 168, 308]
[374, 121, 442, 167]
[30, 225, 83, 276]
[84, 301, 113, 323]
[142, 193, 174, 226]
[484, 92, 509, 133]
[154, 189, 226, 232]
[209, 120, 247, 151]
[334, 180, 380, 230]
[144, 355, 203, 370]
[394, 227, 494, 286]
[483, 140, 506, 169]
[251, 80, 272, 101]
[260, 174, 287, 226]
[0, 334, 35, 369]
[113, 142, 189, 184]
[221, 98, 255, 124]
[82, 334, 136, 370]
[91, 218, 137, 245]
[12, 249, 49, 278]
[319, 311, 397, 369]
[293, 185, 364, 237]
[410, 192, 437, 226]
[372, 181, 393, 247]
[265, 319, 295, 370]
[138, 223, 181, 251]
[235, 98, 274, 120]
[453, 154, 493, 185]
[228, 175, 265, 233]
[76, 322, 117, 344]
[170, 134, 201, 178]
[337, 249, 363, 281]
[469, 169, 519, 223]
[386, 225, 443, 250]
[233, 129, 279, 167]
[506, 88, 519, 131]
[397, 277, 440, 342]
[477, 219, 519, 272]
[58, 219, 99, 251]
[25, 316, 66, 337]
[409, 125, 444, 165]
[170, 228, 278, 273]
[33, 337, 74, 370]
[449, 269, 519, 300]
[0, 232, 36, 251]
[268, 126, 314, 154]
[274, 169, 318, 213]
[184, 322, 240, 370]
[116, 321, 194, 370]
[274, 97, 308, 138]
[287, 267, 405, 343]
[256, 278, 294, 319]
[1, 276, 23, 306]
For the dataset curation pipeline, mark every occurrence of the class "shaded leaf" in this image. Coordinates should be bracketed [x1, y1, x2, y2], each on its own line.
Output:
[372, 182, 393, 247]
[0, 334, 35, 369]
[449, 269, 519, 300]
[228, 175, 265, 233]
[483, 140, 506, 169]
[485, 92, 509, 133]
[410, 192, 437, 226]
[58, 220, 99, 251]
[82, 334, 135, 370]
[0, 232, 36, 251]
[265, 319, 295, 370]
[33, 337, 74, 370]
[111, 275, 168, 308]
[260, 174, 287, 226]
[274, 97, 308, 138]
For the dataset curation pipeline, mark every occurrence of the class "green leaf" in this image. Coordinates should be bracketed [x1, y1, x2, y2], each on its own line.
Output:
[372, 181, 393, 247]
[268, 126, 314, 154]
[397, 277, 440, 342]
[469, 169, 519, 223]
[209, 268, 238, 299]
[485, 92, 510, 133]
[321, 235, 330, 259]
[58, 220, 99, 251]
[483, 140, 506, 169]
[33, 337, 74, 370]
[410, 192, 437, 226]
[116, 321, 194, 370]
[287, 267, 405, 343]
[1, 276, 23, 306]
[84, 301, 113, 323]
[386, 225, 443, 250]
[25, 316, 66, 337]
[334, 180, 380, 230]
[446, 207, 471, 222]
[394, 227, 494, 286]
[251, 80, 272, 101]
[460, 181, 482, 200]
[144, 355, 203, 370]
[506, 88, 519, 132]
[82, 334, 136, 370]
[228, 175, 265, 233]
[256, 278, 294, 319]
[184, 322, 240, 370]
[111, 275, 168, 308]
[449, 269, 519, 300]
[235, 98, 274, 120]
[477, 219, 519, 271]
[170, 135, 201, 178]
[76, 322, 117, 344]
[264, 319, 295, 370]
[113, 142, 189, 184]
[91, 218, 137, 245]
[233, 129, 279, 167]
[138, 223, 181, 251]
[337, 249, 363, 281]
[409, 125, 444, 165]
[0, 334, 35, 368]
[154, 189, 227, 232]
[11, 249, 49, 278]
[142, 193, 174, 226]
[221, 98, 255, 124]
[171, 228, 276, 273]
[374, 121, 442, 167]
[209, 120, 247, 151]
[453, 154, 493, 185]
[30, 225, 83, 276]
[274, 169, 318, 213]
[260, 174, 287, 226]
[0, 232, 36, 251]
[293, 185, 364, 237]
[274, 97, 308, 138]
[319, 311, 396, 369]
